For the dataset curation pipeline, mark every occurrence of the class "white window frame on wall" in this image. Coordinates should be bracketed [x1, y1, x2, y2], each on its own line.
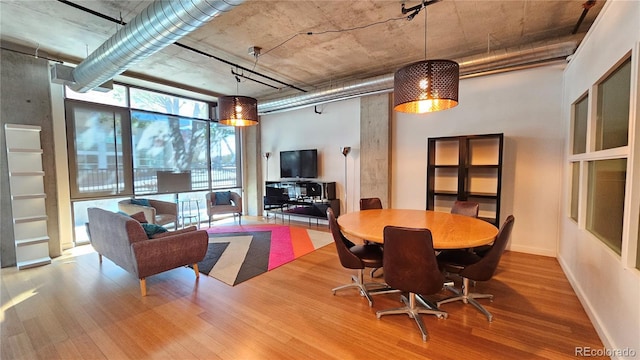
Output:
[570, 92, 589, 156]
[625, 44, 640, 270]
[569, 91, 590, 225]
[567, 51, 639, 269]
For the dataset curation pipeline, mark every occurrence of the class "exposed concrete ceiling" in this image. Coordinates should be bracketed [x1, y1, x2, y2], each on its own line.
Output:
[0, 0, 605, 103]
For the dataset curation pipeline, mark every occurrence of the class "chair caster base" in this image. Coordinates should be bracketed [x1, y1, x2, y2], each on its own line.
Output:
[332, 272, 397, 307]
[436, 279, 495, 322]
[376, 292, 448, 342]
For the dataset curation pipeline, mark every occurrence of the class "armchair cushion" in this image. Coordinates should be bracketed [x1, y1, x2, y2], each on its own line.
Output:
[214, 191, 232, 205]
[129, 211, 148, 223]
[141, 223, 168, 238]
[118, 211, 147, 223]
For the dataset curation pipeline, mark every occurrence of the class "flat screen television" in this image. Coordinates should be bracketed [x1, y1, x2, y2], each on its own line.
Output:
[280, 149, 318, 178]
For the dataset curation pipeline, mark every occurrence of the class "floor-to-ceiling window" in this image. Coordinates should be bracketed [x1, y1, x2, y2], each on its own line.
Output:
[65, 83, 240, 244]
[66, 100, 132, 198]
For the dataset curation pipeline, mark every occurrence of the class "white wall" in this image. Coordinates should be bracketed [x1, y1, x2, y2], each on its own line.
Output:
[262, 65, 566, 256]
[560, 0, 640, 356]
[260, 98, 361, 214]
[393, 64, 566, 257]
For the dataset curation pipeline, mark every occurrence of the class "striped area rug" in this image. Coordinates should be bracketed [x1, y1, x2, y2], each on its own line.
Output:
[198, 224, 333, 286]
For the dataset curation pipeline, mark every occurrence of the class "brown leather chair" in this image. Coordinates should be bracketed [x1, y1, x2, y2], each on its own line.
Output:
[359, 197, 382, 210]
[450, 200, 485, 253]
[436, 215, 515, 322]
[327, 208, 395, 306]
[451, 200, 479, 218]
[376, 226, 448, 342]
[359, 197, 384, 276]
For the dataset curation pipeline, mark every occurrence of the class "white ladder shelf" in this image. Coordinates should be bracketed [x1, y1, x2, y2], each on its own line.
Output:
[5, 124, 51, 270]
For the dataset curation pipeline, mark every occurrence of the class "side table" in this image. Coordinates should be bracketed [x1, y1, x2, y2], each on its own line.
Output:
[180, 199, 201, 228]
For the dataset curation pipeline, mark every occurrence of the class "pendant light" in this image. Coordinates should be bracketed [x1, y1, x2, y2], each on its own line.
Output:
[393, 1, 459, 114]
[218, 73, 259, 126]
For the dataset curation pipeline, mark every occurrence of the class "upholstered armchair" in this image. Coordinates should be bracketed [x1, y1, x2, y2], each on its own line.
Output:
[87, 207, 208, 296]
[118, 198, 178, 229]
[206, 191, 242, 225]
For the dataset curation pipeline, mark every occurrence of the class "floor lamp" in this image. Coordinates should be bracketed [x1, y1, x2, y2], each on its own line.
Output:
[341, 146, 351, 214]
[263, 152, 271, 219]
[263, 152, 271, 180]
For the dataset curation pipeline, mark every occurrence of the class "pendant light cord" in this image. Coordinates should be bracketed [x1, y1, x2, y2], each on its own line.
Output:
[424, 1, 428, 59]
[234, 69, 241, 95]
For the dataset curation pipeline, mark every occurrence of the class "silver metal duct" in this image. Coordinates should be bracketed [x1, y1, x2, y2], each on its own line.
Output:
[71, 0, 244, 93]
[258, 73, 394, 115]
[257, 40, 577, 115]
[458, 41, 577, 74]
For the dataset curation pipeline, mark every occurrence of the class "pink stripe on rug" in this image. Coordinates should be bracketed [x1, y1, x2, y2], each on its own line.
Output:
[267, 226, 295, 270]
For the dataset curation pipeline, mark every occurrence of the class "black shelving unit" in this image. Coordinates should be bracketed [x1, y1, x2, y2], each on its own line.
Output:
[264, 181, 340, 222]
[427, 133, 504, 226]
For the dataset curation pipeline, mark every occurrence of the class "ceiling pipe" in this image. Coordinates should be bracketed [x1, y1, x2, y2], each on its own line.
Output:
[458, 41, 577, 74]
[258, 73, 394, 115]
[257, 40, 577, 115]
[70, 0, 244, 93]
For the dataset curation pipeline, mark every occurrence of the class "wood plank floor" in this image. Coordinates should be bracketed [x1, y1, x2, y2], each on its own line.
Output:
[1, 217, 605, 359]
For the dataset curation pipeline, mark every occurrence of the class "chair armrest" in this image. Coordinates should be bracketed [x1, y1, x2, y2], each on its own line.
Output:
[149, 200, 178, 216]
[131, 230, 208, 279]
[151, 226, 197, 239]
[230, 192, 243, 213]
[206, 192, 218, 216]
[205, 192, 215, 213]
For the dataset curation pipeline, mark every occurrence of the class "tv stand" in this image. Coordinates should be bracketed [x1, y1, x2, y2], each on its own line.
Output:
[264, 181, 339, 225]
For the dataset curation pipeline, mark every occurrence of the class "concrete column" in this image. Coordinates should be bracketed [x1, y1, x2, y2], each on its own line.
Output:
[1, 49, 61, 267]
[359, 93, 391, 208]
[242, 121, 260, 216]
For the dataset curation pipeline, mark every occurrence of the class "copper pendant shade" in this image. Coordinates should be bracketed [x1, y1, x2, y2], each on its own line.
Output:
[393, 59, 459, 113]
[218, 95, 259, 126]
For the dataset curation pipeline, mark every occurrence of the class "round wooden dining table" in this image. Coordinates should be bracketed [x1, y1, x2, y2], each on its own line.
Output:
[337, 209, 498, 249]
